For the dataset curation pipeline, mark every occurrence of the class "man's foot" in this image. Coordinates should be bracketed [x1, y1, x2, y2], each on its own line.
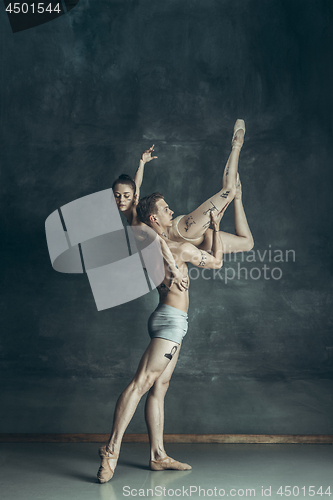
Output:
[97, 445, 118, 483]
[149, 455, 192, 471]
[231, 119, 246, 149]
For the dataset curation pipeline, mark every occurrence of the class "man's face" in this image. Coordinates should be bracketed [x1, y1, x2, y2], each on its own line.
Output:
[154, 198, 174, 227]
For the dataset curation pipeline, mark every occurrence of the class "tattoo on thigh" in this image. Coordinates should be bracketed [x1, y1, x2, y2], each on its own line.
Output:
[203, 201, 218, 216]
[220, 190, 230, 199]
[198, 251, 207, 267]
[184, 216, 196, 232]
[164, 345, 178, 360]
[202, 220, 210, 229]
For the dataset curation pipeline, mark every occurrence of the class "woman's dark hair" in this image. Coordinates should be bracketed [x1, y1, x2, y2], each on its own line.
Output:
[112, 174, 136, 194]
[136, 192, 164, 225]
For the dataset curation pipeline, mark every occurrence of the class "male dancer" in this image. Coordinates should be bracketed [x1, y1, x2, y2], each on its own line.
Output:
[97, 193, 224, 483]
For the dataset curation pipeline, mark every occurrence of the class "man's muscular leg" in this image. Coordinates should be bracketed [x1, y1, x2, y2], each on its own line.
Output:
[97, 338, 179, 482]
[145, 342, 191, 470]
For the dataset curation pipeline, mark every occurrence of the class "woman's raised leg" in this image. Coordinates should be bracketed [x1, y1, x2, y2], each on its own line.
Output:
[176, 120, 245, 240]
[198, 174, 254, 254]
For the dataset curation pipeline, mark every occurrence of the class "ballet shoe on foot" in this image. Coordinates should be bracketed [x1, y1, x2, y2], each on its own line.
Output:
[231, 119, 246, 149]
[97, 445, 118, 483]
[150, 456, 192, 471]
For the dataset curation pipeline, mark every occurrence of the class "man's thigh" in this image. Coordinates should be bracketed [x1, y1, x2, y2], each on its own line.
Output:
[133, 338, 180, 382]
[156, 342, 181, 385]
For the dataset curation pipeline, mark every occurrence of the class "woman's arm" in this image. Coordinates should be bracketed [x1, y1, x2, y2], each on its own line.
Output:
[133, 145, 158, 201]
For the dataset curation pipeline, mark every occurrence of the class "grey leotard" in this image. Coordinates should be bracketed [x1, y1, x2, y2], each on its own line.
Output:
[148, 304, 188, 345]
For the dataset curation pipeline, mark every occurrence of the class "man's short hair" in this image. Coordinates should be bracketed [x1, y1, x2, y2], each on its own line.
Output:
[137, 192, 164, 225]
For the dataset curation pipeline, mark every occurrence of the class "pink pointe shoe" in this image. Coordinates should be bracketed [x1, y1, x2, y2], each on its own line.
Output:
[150, 455, 192, 471]
[97, 445, 118, 483]
[231, 119, 246, 149]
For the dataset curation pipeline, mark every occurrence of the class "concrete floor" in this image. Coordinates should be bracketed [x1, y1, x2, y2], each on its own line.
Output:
[0, 443, 332, 499]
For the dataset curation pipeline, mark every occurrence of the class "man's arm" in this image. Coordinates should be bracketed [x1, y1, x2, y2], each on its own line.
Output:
[181, 213, 224, 269]
[131, 224, 188, 291]
[158, 236, 188, 291]
[133, 145, 157, 200]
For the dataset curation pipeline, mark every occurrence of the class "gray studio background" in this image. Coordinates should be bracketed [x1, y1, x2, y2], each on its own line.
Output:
[1, 0, 333, 434]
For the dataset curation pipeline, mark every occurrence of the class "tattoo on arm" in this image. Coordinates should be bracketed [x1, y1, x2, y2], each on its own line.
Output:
[164, 345, 178, 360]
[184, 216, 196, 232]
[198, 251, 207, 267]
[220, 190, 230, 199]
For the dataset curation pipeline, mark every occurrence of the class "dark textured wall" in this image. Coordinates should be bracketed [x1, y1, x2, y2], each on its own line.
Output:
[1, 0, 333, 434]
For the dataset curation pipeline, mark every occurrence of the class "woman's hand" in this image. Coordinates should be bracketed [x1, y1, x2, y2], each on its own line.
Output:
[141, 145, 158, 164]
[171, 269, 189, 292]
[211, 207, 225, 231]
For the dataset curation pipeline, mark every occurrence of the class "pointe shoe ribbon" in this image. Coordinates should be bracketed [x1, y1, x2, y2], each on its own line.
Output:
[232, 119, 246, 148]
[97, 445, 118, 483]
[150, 456, 192, 471]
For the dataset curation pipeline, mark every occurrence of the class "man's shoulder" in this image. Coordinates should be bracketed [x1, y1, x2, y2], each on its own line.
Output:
[131, 216, 146, 228]
[172, 241, 196, 260]
[166, 224, 178, 242]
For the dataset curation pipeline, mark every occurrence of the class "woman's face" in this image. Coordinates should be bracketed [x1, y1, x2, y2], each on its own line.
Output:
[113, 183, 135, 212]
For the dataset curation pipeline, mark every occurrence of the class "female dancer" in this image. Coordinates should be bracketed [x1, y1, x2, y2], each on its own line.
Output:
[112, 156, 189, 290]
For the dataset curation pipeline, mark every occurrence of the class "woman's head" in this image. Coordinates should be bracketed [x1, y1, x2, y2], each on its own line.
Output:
[112, 175, 136, 212]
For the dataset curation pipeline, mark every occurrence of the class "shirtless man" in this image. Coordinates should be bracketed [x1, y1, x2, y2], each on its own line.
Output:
[97, 193, 224, 483]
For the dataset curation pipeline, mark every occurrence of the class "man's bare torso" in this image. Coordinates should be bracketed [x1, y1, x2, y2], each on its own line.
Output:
[129, 219, 190, 312]
[157, 239, 189, 313]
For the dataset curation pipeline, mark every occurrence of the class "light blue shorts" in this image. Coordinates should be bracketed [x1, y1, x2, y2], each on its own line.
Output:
[148, 304, 188, 345]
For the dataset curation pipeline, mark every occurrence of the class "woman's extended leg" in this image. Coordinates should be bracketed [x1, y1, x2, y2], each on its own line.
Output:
[97, 337, 179, 483]
[144, 343, 191, 470]
[198, 174, 254, 254]
[176, 120, 245, 241]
